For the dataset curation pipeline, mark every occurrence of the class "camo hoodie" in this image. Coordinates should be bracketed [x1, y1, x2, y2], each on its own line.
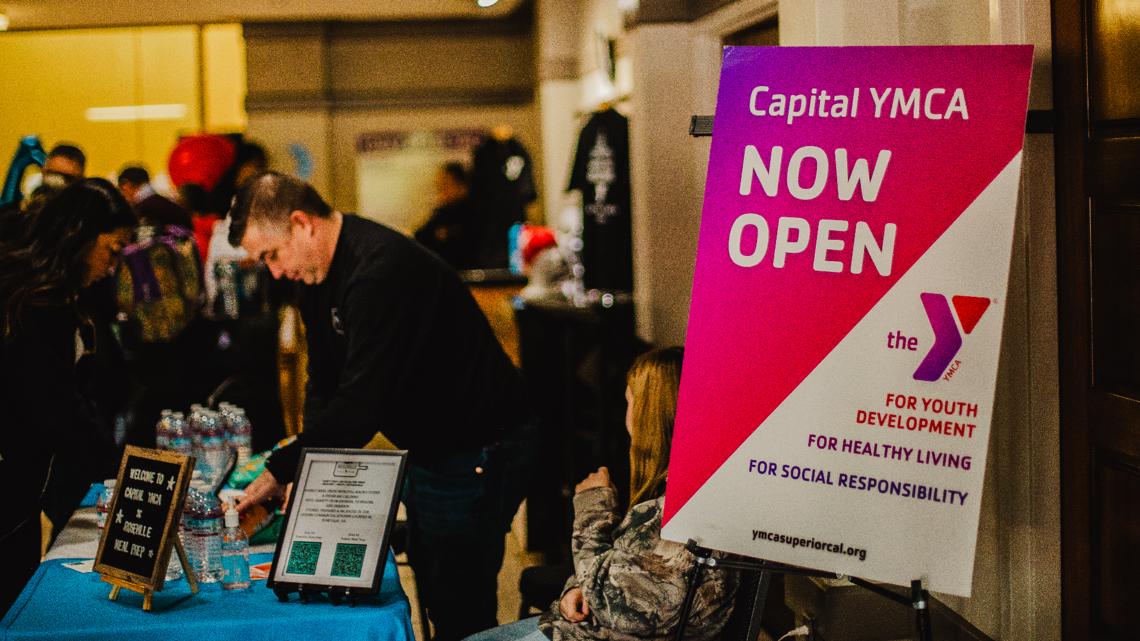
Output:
[538, 487, 739, 641]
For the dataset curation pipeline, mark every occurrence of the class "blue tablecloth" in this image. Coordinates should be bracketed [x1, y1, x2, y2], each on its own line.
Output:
[1, 552, 413, 641]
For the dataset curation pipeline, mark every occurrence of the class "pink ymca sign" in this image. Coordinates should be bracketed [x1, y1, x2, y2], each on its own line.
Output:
[661, 46, 1032, 596]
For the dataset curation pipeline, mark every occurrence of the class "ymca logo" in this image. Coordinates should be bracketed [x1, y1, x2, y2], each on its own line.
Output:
[913, 293, 991, 382]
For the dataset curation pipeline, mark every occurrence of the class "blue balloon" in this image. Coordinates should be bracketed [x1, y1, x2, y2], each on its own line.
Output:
[289, 142, 314, 181]
[0, 135, 48, 210]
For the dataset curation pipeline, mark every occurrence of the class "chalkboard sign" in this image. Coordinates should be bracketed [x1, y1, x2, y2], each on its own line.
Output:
[95, 446, 194, 591]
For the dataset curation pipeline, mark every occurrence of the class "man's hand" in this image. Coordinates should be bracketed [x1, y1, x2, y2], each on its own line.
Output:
[235, 470, 285, 514]
[575, 467, 615, 494]
[559, 587, 590, 622]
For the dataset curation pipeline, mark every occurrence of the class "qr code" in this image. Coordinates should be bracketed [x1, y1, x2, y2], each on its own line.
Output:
[286, 541, 322, 575]
[331, 543, 367, 578]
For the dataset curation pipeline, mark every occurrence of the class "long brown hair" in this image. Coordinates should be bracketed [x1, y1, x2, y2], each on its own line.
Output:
[627, 346, 684, 506]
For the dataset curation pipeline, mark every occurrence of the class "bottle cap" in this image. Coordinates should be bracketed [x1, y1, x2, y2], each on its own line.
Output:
[161, 409, 173, 416]
[224, 506, 240, 528]
[172, 411, 184, 419]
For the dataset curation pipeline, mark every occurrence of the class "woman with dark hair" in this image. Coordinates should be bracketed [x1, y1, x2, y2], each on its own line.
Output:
[0, 178, 135, 615]
[466, 347, 739, 641]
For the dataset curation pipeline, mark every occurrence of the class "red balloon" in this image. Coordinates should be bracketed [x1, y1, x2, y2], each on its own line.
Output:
[167, 135, 235, 192]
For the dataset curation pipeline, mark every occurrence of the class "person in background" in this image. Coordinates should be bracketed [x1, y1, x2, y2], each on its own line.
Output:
[113, 168, 204, 449]
[231, 172, 535, 640]
[233, 142, 269, 189]
[40, 169, 134, 537]
[464, 347, 739, 641]
[43, 143, 85, 186]
[414, 161, 478, 270]
[186, 140, 269, 266]
[117, 165, 192, 230]
[207, 141, 269, 219]
[0, 179, 135, 616]
[179, 183, 218, 268]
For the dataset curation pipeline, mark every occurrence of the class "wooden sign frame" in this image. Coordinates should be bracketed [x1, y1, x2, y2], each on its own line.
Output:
[268, 448, 407, 602]
[94, 446, 198, 611]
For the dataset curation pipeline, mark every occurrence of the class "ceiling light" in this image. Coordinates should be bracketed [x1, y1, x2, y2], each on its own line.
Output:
[0, 12, 9, 31]
[85, 104, 188, 123]
[476, 0, 499, 7]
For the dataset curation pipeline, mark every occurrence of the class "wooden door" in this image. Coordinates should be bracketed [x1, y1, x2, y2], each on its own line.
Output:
[1054, 0, 1140, 638]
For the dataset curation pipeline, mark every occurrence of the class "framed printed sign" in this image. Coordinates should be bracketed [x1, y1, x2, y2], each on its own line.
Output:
[269, 448, 407, 598]
[661, 46, 1033, 596]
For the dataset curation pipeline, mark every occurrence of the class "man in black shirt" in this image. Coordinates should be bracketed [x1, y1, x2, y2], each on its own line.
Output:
[231, 173, 533, 640]
[414, 162, 478, 270]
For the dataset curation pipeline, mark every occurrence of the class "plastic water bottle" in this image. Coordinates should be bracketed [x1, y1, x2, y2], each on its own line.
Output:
[200, 487, 224, 583]
[228, 408, 252, 466]
[215, 399, 233, 433]
[181, 474, 204, 578]
[183, 478, 224, 583]
[168, 412, 192, 457]
[221, 505, 251, 590]
[199, 410, 230, 487]
[188, 404, 205, 461]
[155, 409, 173, 450]
[95, 479, 116, 528]
[164, 549, 184, 582]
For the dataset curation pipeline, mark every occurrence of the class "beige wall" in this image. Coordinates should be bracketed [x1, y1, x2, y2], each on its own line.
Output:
[328, 106, 541, 225]
[243, 21, 541, 224]
[0, 25, 245, 184]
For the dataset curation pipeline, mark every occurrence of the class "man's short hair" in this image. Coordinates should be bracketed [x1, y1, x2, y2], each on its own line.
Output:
[47, 144, 86, 170]
[117, 165, 150, 187]
[228, 171, 332, 246]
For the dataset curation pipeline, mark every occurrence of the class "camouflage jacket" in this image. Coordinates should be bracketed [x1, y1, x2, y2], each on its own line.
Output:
[538, 487, 739, 641]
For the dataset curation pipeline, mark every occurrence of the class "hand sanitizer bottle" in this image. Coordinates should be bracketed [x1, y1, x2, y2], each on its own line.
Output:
[221, 504, 251, 590]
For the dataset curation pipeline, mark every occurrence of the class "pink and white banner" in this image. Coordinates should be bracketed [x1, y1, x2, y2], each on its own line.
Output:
[661, 46, 1032, 596]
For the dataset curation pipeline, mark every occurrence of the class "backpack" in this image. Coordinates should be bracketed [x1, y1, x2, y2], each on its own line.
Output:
[115, 225, 203, 343]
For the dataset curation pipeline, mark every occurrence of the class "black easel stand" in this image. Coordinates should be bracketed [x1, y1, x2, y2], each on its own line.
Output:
[680, 116, 933, 641]
[674, 540, 932, 641]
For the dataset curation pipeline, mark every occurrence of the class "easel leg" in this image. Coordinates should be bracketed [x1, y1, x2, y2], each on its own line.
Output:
[910, 579, 933, 641]
[749, 571, 772, 635]
[675, 541, 711, 641]
[174, 535, 199, 594]
[108, 585, 121, 601]
[143, 591, 153, 612]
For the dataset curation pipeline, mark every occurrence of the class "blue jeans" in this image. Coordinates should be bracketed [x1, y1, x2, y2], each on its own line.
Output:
[461, 616, 545, 641]
[405, 423, 538, 641]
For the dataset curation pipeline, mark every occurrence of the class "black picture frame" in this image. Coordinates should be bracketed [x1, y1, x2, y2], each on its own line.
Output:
[268, 448, 408, 599]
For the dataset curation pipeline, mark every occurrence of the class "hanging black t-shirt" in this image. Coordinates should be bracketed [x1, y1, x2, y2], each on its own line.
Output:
[469, 136, 537, 268]
[568, 108, 633, 291]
